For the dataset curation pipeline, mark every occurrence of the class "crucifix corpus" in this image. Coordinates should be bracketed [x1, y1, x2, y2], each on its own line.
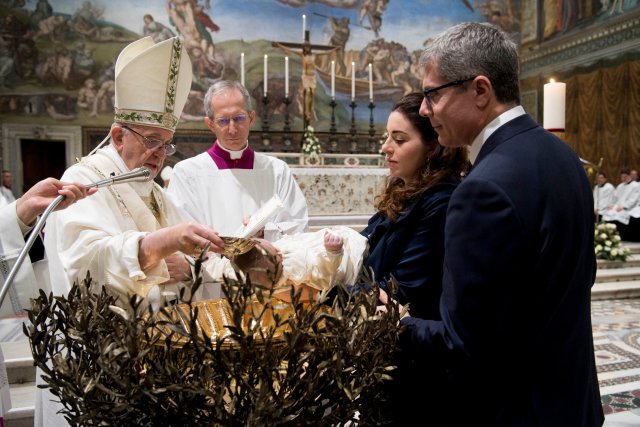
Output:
[272, 30, 339, 128]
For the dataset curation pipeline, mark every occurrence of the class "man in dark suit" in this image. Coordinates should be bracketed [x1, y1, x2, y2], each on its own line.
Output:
[381, 22, 604, 426]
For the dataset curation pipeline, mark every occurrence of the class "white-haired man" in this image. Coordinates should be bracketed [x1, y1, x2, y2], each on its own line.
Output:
[39, 35, 228, 427]
[44, 36, 226, 304]
[168, 80, 308, 242]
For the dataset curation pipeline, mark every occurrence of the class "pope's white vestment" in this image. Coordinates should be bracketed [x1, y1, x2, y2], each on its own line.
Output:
[43, 144, 198, 301]
[168, 151, 309, 242]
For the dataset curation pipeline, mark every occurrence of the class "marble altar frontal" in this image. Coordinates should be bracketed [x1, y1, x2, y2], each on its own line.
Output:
[292, 167, 388, 216]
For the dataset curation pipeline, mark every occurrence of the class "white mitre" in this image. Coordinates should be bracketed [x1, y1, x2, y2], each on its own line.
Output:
[114, 36, 192, 132]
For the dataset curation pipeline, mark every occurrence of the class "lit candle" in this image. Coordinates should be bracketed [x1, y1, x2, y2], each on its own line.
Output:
[351, 61, 355, 101]
[263, 54, 268, 95]
[302, 14, 306, 40]
[240, 52, 245, 87]
[285, 56, 289, 98]
[331, 60, 335, 99]
[368, 63, 373, 102]
[543, 78, 566, 131]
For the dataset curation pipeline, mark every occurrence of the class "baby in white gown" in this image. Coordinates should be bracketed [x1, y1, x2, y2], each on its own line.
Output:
[208, 226, 368, 302]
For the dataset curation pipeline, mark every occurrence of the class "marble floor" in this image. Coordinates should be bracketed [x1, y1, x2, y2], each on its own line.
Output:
[593, 297, 640, 425]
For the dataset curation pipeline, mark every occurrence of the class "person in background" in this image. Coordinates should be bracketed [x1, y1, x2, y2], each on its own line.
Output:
[593, 171, 615, 221]
[168, 80, 308, 242]
[0, 178, 96, 332]
[602, 168, 640, 240]
[381, 22, 603, 426]
[0, 178, 94, 424]
[0, 170, 16, 204]
[360, 92, 467, 424]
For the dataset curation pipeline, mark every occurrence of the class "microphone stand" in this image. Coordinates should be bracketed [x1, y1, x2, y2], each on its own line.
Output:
[0, 167, 151, 308]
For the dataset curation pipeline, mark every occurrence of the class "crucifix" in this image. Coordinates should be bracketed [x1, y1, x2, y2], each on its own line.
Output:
[272, 30, 339, 129]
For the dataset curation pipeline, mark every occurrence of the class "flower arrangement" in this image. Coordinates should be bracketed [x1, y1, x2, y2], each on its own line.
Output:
[378, 131, 388, 156]
[302, 125, 322, 156]
[595, 222, 630, 261]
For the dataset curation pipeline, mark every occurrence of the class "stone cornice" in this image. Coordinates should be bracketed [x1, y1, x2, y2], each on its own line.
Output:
[520, 13, 640, 78]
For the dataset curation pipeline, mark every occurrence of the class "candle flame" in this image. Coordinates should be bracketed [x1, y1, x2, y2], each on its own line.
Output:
[550, 78, 555, 84]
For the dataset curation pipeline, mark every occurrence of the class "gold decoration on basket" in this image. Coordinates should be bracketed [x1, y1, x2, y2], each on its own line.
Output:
[155, 298, 322, 348]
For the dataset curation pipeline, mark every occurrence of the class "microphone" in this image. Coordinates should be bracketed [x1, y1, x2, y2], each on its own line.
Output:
[86, 166, 152, 189]
[0, 166, 153, 307]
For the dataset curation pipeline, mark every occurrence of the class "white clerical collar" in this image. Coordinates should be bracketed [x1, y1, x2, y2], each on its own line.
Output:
[468, 105, 526, 165]
[217, 141, 248, 160]
[105, 143, 154, 195]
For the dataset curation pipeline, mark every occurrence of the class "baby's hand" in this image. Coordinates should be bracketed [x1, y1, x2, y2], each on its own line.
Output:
[324, 231, 343, 253]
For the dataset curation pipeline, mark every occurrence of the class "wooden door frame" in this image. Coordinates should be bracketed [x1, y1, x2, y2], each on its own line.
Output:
[1, 124, 82, 197]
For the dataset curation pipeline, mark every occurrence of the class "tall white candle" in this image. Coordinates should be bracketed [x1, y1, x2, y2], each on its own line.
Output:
[543, 78, 566, 131]
[240, 52, 245, 86]
[331, 60, 335, 99]
[351, 61, 356, 101]
[368, 63, 373, 102]
[302, 14, 306, 40]
[263, 54, 268, 95]
[285, 56, 289, 97]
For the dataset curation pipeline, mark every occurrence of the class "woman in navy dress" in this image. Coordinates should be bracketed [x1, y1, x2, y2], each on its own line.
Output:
[362, 92, 467, 319]
[361, 92, 467, 425]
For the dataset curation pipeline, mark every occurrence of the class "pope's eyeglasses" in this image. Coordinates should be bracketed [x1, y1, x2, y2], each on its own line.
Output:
[423, 77, 476, 110]
[213, 114, 248, 128]
[122, 125, 176, 155]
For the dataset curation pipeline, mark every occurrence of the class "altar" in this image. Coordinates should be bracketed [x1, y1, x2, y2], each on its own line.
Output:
[290, 166, 388, 216]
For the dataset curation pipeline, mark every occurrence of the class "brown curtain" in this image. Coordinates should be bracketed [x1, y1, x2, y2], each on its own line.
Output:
[564, 59, 640, 184]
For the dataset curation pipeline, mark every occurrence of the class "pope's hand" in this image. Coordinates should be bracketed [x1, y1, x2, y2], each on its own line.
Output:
[164, 253, 193, 284]
[168, 222, 225, 256]
[139, 222, 224, 270]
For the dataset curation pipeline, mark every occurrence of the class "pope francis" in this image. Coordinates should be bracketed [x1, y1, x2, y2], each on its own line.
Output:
[38, 37, 225, 426]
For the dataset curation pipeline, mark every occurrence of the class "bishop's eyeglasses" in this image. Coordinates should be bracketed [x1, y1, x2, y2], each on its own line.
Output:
[122, 125, 176, 155]
[423, 76, 476, 110]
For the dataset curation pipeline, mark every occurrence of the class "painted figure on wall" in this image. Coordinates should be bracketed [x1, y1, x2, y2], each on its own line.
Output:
[9, 0, 632, 129]
[143, 14, 175, 43]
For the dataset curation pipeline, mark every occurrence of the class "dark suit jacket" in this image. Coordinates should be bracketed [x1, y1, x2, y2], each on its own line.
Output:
[401, 114, 604, 426]
[362, 180, 458, 320]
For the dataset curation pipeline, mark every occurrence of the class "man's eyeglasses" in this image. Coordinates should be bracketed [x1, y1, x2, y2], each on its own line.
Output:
[213, 114, 248, 128]
[423, 77, 476, 110]
[121, 125, 176, 155]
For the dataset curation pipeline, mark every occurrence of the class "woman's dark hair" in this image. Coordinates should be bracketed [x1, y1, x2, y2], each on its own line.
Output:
[376, 92, 468, 221]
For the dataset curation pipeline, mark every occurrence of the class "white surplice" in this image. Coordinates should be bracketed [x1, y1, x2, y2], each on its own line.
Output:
[603, 181, 640, 224]
[0, 202, 47, 321]
[593, 182, 615, 213]
[0, 187, 15, 205]
[168, 151, 309, 242]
